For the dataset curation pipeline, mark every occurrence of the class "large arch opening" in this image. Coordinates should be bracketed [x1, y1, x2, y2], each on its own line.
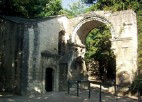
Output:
[45, 68, 54, 92]
[85, 25, 116, 82]
[72, 15, 115, 43]
[72, 15, 116, 82]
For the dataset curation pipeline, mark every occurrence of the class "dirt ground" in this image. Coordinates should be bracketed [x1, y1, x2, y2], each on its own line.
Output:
[0, 90, 138, 102]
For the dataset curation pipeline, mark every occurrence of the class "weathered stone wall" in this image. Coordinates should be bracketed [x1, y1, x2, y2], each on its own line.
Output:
[0, 17, 25, 94]
[108, 11, 137, 85]
[0, 16, 70, 94]
[27, 16, 69, 94]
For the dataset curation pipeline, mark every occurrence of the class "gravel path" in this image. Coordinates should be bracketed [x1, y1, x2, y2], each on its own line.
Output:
[0, 90, 138, 102]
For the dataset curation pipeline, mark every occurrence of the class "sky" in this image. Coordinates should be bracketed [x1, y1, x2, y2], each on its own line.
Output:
[61, 0, 97, 10]
[61, 0, 80, 10]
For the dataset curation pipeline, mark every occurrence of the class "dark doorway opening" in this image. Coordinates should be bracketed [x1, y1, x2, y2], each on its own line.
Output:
[45, 68, 54, 92]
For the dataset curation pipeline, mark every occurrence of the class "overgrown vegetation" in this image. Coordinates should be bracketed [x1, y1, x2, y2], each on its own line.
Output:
[0, 0, 62, 18]
[85, 25, 116, 81]
[60, 1, 87, 18]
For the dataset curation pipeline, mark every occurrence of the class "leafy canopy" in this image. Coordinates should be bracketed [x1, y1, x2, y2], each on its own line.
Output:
[0, 0, 62, 18]
[60, 1, 87, 18]
[85, 25, 116, 80]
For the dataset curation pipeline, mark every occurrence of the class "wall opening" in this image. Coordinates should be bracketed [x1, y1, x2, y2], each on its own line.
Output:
[85, 25, 116, 82]
[72, 16, 116, 83]
[45, 68, 54, 92]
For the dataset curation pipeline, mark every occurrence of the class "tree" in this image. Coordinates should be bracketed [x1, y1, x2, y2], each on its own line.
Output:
[81, 0, 97, 4]
[137, 2, 142, 74]
[0, 0, 62, 18]
[85, 25, 116, 80]
[60, 1, 87, 18]
[85, 0, 140, 12]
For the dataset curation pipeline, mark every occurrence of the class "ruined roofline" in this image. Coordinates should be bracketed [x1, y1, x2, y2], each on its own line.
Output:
[94, 9, 135, 15]
[0, 15, 67, 24]
[76, 9, 136, 18]
[0, 10, 135, 24]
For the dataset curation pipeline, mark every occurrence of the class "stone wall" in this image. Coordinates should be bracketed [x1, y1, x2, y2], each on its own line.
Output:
[0, 15, 70, 94]
[27, 16, 69, 94]
[0, 17, 25, 94]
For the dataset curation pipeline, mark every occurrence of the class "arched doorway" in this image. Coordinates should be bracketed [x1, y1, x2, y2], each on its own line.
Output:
[45, 68, 54, 92]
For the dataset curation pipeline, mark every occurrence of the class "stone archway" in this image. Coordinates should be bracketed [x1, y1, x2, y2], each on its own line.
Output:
[71, 13, 115, 44]
[70, 14, 115, 81]
[69, 10, 137, 86]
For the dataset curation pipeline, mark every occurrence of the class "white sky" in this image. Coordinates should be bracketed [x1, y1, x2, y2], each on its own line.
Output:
[61, 0, 80, 9]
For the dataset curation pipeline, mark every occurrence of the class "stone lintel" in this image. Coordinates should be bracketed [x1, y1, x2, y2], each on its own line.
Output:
[41, 50, 60, 57]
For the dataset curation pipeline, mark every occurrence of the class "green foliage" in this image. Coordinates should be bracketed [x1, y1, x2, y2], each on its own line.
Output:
[0, 0, 62, 18]
[85, 25, 116, 80]
[85, 26, 111, 59]
[60, 1, 87, 18]
[136, 3, 142, 72]
[130, 74, 142, 93]
[82, 0, 97, 4]
[86, 0, 140, 12]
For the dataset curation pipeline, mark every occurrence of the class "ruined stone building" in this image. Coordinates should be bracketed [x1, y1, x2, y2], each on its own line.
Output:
[0, 10, 137, 95]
